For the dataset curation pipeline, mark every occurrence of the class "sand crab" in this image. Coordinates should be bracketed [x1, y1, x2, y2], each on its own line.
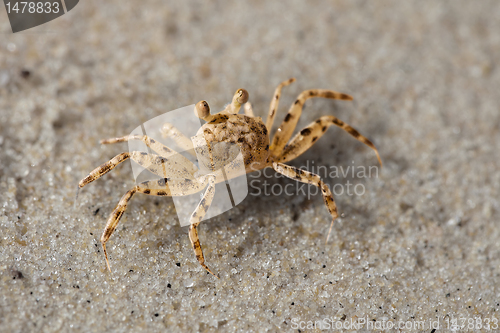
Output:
[78, 78, 382, 278]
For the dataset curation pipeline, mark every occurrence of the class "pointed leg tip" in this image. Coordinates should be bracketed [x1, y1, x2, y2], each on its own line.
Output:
[105, 258, 112, 273]
[325, 218, 335, 245]
[209, 270, 219, 279]
[371, 148, 382, 168]
[281, 78, 296, 87]
[102, 243, 112, 273]
[203, 265, 219, 279]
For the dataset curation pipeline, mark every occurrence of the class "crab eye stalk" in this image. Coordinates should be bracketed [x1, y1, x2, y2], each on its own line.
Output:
[236, 89, 249, 104]
[223, 88, 250, 114]
[194, 100, 211, 119]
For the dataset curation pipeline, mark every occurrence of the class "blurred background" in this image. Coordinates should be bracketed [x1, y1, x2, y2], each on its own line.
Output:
[1, 1, 499, 332]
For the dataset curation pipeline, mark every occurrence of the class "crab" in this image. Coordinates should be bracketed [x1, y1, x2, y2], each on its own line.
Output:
[78, 78, 382, 278]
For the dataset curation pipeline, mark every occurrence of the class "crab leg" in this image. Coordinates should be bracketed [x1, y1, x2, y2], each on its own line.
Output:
[272, 162, 338, 244]
[160, 123, 197, 156]
[100, 134, 181, 158]
[99, 176, 210, 272]
[100, 186, 138, 272]
[266, 78, 296, 131]
[78, 152, 130, 189]
[187, 174, 219, 278]
[276, 115, 382, 166]
[270, 89, 352, 159]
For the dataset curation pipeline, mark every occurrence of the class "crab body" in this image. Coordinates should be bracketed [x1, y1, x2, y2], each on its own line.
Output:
[198, 113, 270, 176]
[78, 78, 382, 278]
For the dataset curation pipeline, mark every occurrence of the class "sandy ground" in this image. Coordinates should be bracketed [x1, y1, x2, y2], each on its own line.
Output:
[1, 1, 499, 332]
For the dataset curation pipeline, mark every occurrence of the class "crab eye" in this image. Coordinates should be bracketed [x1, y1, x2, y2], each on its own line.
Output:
[194, 100, 210, 118]
[236, 89, 249, 104]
